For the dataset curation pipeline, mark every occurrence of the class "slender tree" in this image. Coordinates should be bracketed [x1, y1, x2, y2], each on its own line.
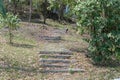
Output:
[42, 0, 47, 24]
[0, 12, 20, 44]
[29, 0, 32, 22]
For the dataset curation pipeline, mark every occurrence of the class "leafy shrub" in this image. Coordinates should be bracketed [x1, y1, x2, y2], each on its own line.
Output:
[74, 0, 120, 65]
[0, 13, 20, 44]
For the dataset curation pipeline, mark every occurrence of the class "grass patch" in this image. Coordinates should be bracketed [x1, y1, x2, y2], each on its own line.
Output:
[0, 31, 41, 80]
[47, 19, 73, 30]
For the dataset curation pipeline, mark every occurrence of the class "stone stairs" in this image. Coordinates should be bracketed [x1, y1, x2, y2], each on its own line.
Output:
[39, 51, 85, 73]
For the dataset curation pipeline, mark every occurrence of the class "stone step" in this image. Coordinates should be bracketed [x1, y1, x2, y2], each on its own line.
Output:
[39, 54, 71, 59]
[40, 64, 69, 68]
[39, 51, 72, 55]
[40, 36, 62, 40]
[40, 68, 85, 73]
[39, 59, 75, 64]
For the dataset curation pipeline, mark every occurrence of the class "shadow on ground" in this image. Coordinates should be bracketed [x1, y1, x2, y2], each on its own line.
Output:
[0, 65, 38, 73]
[10, 43, 35, 48]
[70, 47, 88, 53]
[70, 47, 120, 67]
[92, 61, 120, 68]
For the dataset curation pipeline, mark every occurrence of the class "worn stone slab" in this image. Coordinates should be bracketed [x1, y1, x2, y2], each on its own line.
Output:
[40, 64, 69, 68]
[39, 54, 71, 59]
[39, 51, 72, 55]
[40, 68, 85, 73]
[40, 36, 62, 40]
[39, 59, 72, 63]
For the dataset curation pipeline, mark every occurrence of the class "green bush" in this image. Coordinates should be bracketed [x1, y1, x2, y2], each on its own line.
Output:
[74, 0, 120, 65]
[0, 13, 20, 44]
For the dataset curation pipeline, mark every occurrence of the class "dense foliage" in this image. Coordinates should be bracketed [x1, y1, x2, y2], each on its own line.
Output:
[0, 0, 6, 16]
[75, 0, 120, 64]
[3, 0, 75, 22]
[48, 0, 76, 21]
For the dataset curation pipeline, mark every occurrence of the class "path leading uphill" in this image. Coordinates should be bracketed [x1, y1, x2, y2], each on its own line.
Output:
[38, 27, 87, 79]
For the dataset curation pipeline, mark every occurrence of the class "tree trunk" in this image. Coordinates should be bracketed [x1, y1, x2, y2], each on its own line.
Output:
[9, 27, 13, 44]
[43, 15, 46, 24]
[58, 3, 65, 22]
[13, 0, 17, 15]
[43, 0, 47, 24]
[29, 0, 32, 22]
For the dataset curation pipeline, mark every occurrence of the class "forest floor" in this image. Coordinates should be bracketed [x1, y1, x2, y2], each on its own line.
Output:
[0, 19, 120, 80]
